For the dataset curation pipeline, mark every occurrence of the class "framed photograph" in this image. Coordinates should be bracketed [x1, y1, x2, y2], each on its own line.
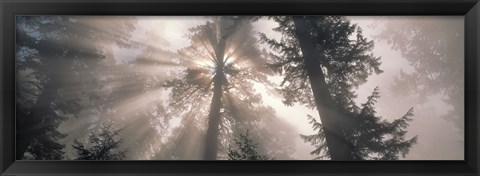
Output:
[1, 0, 479, 175]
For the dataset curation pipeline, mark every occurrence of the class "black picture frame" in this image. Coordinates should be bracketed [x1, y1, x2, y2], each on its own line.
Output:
[1, 0, 479, 175]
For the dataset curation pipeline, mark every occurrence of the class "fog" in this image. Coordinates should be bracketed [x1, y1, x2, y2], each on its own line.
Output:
[17, 16, 464, 160]
[349, 16, 464, 160]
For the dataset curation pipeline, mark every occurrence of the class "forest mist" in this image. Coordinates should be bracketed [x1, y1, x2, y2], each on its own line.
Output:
[15, 16, 464, 160]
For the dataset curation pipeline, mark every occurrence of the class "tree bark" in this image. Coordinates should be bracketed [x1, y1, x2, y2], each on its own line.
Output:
[292, 16, 354, 160]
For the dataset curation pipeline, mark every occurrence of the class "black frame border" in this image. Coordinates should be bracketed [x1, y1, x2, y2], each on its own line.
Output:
[1, 0, 479, 176]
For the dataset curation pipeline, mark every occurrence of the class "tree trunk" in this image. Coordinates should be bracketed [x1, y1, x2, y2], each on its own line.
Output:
[203, 70, 224, 160]
[292, 16, 353, 160]
[203, 19, 230, 160]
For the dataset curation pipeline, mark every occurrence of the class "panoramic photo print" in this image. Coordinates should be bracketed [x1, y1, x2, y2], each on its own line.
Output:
[15, 16, 464, 160]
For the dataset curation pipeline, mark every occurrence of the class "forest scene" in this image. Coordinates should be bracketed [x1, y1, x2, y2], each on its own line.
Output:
[15, 16, 464, 160]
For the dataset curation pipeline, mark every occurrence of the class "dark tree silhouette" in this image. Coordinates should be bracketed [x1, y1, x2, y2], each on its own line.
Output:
[261, 16, 416, 160]
[376, 17, 464, 133]
[15, 16, 136, 159]
[72, 121, 127, 160]
[21, 135, 65, 160]
[227, 130, 273, 160]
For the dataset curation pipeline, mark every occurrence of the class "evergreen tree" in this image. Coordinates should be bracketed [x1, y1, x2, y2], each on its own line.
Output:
[162, 17, 274, 159]
[301, 87, 417, 160]
[261, 16, 416, 160]
[72, 121, 127, 160]
[227, 130, 273, 160]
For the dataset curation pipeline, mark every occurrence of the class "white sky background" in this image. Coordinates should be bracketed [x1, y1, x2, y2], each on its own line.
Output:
[107, 16, 464, 160]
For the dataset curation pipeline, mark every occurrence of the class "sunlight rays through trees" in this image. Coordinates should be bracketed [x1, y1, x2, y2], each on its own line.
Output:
[15, 16, 463, 160]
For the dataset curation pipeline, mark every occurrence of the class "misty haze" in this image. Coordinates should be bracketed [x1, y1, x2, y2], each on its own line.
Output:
[15, 16, 464, 160]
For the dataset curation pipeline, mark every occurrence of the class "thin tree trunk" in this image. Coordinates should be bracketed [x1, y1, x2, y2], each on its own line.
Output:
[292, 16, 353, 160]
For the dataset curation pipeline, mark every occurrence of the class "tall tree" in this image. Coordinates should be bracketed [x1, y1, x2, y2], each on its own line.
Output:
[15, 16, 136, 159]
[202, 17, 234, 159]
[261, 16, 415, 160]
[162, 17, 273, 159]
